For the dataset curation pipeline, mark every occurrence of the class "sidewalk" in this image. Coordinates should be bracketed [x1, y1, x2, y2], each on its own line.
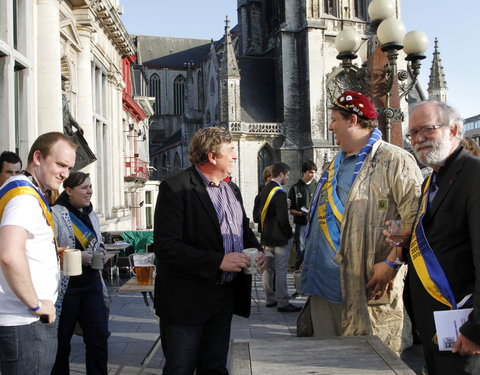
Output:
[68, 273, 423, 375]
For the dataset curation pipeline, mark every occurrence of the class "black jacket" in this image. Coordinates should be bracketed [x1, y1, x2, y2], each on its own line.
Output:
[407, 147, 480, 348]
[153, 166, 261, 325]
[259, 180, 292, 247]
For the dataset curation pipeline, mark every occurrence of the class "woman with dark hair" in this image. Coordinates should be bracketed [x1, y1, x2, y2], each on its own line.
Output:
[51, 171, 109, 375]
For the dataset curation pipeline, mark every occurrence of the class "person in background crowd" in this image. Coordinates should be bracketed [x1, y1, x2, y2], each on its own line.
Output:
[0, 151, 22, 186]
[50, 171, 109, 375]
[153, 127, 265, 375]
[301, 91, 422, 353]
[0, 132, 76, 374]
[260, 161, 300, 312]
[253, 166, 273, 225]
[288, 160, 318, 271]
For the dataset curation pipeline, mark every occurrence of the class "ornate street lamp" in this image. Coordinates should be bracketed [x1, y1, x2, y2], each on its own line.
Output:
[327, 0, 428, 145]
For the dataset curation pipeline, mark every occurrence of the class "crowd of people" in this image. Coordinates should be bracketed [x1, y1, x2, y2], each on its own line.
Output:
[1, 91, 480, 375]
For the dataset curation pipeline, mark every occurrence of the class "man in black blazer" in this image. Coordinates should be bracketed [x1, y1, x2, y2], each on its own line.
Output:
[153, 127, 265, 375]
[404, 101, 480, 374]
[259, 161, 300, 312]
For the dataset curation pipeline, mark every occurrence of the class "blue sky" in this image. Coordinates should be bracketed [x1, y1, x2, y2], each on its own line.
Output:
[121, 0, 479, 119]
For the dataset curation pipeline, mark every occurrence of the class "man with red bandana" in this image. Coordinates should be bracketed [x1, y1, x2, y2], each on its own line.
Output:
[301, 91, 423, 353]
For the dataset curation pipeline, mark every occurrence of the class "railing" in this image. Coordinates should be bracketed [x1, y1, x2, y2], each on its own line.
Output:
[124, 157, 149, 180]
[226, 122, 284, 135]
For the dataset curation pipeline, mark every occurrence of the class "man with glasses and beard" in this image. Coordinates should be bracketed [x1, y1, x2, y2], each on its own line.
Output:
[391, 101, 480, 374]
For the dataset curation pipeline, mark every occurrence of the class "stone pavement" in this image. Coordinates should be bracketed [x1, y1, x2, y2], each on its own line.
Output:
[68, 273, 423, 375]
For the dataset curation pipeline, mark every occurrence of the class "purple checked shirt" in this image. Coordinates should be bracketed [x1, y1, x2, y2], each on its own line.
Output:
[196, 168, 244, 281]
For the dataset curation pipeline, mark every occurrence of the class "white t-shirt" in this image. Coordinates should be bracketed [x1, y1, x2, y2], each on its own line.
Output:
[0, 176, 60, 326]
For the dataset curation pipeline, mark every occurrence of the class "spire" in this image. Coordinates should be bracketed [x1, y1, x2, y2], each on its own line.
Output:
[427, 38, 448, 102]
[219, 16, 240, 79]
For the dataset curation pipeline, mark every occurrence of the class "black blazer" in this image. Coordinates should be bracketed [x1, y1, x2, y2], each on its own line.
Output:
[259, 180, 293, 247]
[153, 166, 260, 325]
[408, 148, 480, 347]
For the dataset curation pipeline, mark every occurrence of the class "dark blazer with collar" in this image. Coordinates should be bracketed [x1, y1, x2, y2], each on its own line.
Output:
[153, 166, 261, 325]
[259, 180, 293, 247]
[408, 147, 480, 348]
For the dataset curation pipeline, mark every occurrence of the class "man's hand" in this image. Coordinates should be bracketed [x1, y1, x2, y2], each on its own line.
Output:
[452, 334, 480, 355]
[220, 252, 250, 272]
[383, 220, 411, 249]
[33, 299, 56, 324]
[255, 251, 266, 273]
[365, 261, 396, 300]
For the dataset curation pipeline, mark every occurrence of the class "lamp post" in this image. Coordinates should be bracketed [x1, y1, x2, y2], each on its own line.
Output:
[330, 0, 428, 146]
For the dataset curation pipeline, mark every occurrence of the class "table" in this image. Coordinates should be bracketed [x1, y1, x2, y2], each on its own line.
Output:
[231, 336, 415, 375]
[118, 276, 160, 374]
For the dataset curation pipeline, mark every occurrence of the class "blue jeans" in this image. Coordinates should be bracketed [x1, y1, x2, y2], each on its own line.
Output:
[0, 319, 57, 375]
[160, 285, 234, 375]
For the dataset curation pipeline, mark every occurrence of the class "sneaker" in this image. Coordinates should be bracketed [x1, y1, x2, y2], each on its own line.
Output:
[277, 303, 302, 312]
[266, 302, 278, 308]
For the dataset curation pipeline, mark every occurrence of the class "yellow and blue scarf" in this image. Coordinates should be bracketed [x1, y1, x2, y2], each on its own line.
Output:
[68, 210, 97, 252]
[305, 128, 383, 248]
[410, 174, 457, 309]
[260, 185, 285, 230]
[0, 179, 54, 235]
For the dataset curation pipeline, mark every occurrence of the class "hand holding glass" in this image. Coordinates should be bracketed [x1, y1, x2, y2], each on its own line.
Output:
[389, 219, 408, 266]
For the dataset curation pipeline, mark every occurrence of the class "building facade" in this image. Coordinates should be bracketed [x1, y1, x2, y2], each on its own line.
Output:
[0, 0, 156, 231]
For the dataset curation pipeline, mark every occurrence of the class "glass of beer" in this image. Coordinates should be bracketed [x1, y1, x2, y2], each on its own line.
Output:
[134, 265, 155, 284]
[132, 253, 155, 285]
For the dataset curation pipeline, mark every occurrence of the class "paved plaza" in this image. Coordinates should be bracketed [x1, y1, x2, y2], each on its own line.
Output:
[67, 273, 423, 375]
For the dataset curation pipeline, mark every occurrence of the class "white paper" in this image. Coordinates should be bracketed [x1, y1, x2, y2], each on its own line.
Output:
[433, 308, 473, 351]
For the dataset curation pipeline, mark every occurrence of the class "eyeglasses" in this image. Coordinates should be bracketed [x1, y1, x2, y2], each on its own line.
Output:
[405, 125, 444, 140]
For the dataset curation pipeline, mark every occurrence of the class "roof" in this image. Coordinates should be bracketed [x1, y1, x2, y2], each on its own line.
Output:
[133, 35, 213, 67]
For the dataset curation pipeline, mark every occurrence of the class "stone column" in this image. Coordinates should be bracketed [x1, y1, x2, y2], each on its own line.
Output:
[36, 0, 62, 134]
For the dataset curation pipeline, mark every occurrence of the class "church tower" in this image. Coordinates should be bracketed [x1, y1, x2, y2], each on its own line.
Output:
[219, 17, 241, 124]
[427, 38, 448, 102]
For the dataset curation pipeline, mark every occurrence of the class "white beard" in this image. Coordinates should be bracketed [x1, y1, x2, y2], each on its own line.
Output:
[413, 130, 452, 168]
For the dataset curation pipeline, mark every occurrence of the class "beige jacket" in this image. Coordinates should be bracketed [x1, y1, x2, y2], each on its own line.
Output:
[339, 140, 423, 353]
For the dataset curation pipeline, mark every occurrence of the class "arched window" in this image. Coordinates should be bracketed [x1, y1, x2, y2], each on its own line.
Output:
[174, 152, 181, 174]
[173, 75, 185, 115]
[257, 145, 274, 188]
[149, 74, 161, 115]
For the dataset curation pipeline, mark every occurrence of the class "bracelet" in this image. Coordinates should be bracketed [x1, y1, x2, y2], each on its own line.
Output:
[384, 259, 400, 271]
[30, 302, 41, 312]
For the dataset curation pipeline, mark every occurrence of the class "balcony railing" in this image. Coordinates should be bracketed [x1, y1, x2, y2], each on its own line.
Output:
[125, 157, 149, 181]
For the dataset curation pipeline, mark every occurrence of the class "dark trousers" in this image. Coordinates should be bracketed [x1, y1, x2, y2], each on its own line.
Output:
[423, 343, 480, 375]
[0, 320, 57, 375]
[51, 277, 108, 375]
[160, 285, 234, 375]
